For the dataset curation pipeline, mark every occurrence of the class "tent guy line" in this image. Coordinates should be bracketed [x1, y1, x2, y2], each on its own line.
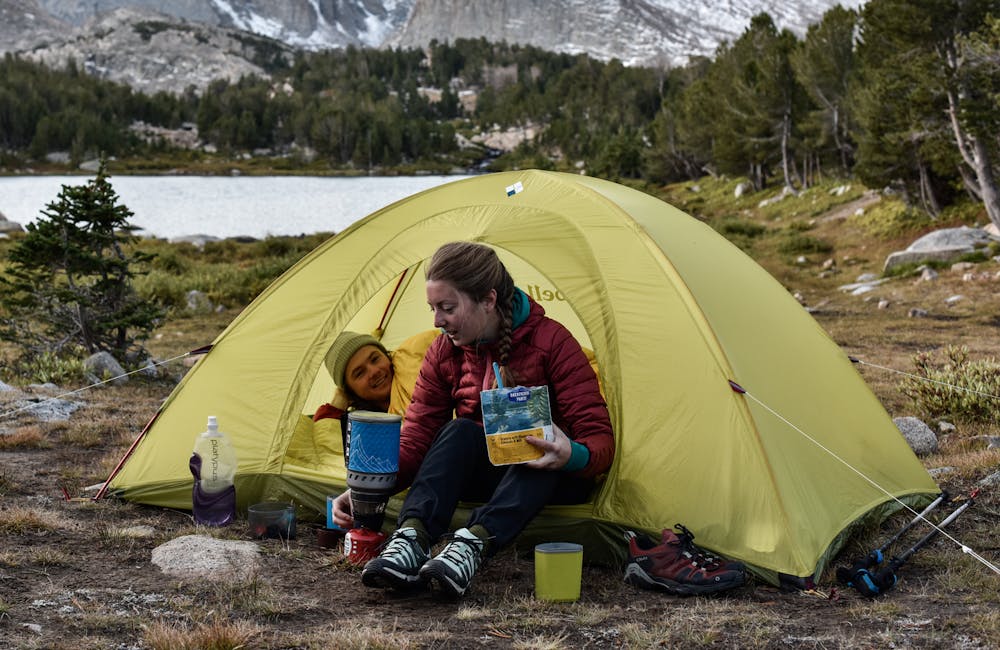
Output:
[6, 352, 996, 426]
[0, 351, 193, 423]
[850, 356, 1000, 404]
[732, 381, 1000, 577]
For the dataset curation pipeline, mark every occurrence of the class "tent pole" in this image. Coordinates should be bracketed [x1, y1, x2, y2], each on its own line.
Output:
[92, 409, 161, 501]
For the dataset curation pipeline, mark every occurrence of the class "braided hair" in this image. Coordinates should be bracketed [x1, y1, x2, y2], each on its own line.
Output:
[426, 241, 516, 387]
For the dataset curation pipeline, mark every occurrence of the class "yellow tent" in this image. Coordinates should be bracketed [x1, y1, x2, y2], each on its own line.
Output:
[101, 170, 937, 585]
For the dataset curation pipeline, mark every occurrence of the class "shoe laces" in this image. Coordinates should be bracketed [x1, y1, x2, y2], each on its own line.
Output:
[437, 531, 483, 577]
[381, 528, 425, 565]
[672, 523, 724, 570]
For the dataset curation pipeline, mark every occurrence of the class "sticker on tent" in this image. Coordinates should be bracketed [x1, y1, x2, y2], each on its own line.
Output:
[506, 181, 524, 197]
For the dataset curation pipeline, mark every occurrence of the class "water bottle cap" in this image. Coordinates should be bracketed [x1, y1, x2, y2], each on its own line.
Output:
[207, 415, 218, 429]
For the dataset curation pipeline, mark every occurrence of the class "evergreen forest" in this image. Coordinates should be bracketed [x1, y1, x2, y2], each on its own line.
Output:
[1, 0, 998, 225]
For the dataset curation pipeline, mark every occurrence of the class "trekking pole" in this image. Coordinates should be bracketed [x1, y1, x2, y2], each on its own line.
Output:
[837, 491, 948, 597]
[868, 489, 978, 597]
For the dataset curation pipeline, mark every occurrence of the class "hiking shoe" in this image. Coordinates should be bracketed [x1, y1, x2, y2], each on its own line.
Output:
[361, 527, 429, 591]
[623, 524, 746, 596]
[418, 527, 485, 599]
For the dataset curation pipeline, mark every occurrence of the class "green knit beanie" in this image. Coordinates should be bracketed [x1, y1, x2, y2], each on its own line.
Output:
[323, 331, 389, 387]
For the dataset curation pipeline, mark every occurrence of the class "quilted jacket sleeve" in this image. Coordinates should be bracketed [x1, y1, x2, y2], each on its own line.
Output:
[395, 335, 456, 490]
[541, 320, 614, 479]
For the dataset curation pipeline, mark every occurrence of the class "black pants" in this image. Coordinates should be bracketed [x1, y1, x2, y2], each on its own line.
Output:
[398, 418, 594, 551]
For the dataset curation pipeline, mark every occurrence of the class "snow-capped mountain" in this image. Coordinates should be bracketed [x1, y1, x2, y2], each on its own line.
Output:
[1, 0, 867, 93]
[14, 0, 865, 65]
[390, 0, 867, 67]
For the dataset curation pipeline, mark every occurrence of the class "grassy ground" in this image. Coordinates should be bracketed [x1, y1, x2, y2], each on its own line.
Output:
[0, 175, 997, 649]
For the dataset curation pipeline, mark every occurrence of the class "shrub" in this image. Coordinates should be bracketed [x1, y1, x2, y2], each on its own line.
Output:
[850, 199, 933, 239]
[1, 350, 86, 384]
[778, 233, 833, 255]
[716, 218, 766, 238]
[899, 346, 1000, 425]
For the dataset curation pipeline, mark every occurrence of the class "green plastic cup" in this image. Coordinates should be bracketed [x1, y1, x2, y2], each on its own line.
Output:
[534, 542, 583, 602]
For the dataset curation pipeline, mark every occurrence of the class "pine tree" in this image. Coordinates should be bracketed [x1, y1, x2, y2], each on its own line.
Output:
[853, 0, 997, 218]
[0, 162, 164, 364]
[791, 5, 859, 176]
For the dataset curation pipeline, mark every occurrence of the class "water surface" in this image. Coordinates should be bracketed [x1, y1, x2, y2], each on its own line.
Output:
[0, 175, 473, 239]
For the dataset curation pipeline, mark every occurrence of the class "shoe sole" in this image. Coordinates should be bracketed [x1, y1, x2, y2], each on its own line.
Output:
[418, 563, 467, 600]
[624, 563, 745, 596]
[361, 563, 426, 591]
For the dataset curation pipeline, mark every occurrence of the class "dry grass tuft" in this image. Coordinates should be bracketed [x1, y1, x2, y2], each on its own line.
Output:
[0, 424, 49, 449]
[0, 505, 60, 533]
[511, 633, 571, 650]
[290, 620, 426, 649]
[28, 547, 72, 567]
[200, 572, 291, 618]
[0, 551, 20, 567]
[60, 420, 113, 448]
[0, 470, 16, 495]
[143, 616, 262, 650]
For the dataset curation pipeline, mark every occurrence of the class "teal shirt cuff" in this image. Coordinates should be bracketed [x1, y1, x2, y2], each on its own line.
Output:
[562, 441, 590, 472]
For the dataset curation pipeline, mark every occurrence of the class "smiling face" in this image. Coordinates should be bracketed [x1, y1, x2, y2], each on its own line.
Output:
[426, 279, 498, 347]
[343, 345, 393, 407]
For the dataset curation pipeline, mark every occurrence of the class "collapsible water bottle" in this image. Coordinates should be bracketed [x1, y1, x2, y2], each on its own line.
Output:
[190, 415, 238, 526]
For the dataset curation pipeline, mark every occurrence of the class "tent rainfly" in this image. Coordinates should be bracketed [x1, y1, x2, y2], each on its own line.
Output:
[101, 170, 938, 586]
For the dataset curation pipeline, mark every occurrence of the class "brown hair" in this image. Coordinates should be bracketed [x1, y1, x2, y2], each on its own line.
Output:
[426, 241, 516, 386]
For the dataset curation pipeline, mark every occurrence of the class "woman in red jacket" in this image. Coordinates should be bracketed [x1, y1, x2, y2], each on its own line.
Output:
[333, 241, 614, 599]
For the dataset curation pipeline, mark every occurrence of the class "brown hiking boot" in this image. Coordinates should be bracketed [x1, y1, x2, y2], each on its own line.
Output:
[624, 524, 747, 596]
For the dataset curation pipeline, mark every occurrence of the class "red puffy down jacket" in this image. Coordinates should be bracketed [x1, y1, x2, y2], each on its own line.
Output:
[397, 296, 614, 489]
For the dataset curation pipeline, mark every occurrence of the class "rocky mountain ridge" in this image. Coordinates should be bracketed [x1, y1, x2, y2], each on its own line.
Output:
[2, 0, 866, 95]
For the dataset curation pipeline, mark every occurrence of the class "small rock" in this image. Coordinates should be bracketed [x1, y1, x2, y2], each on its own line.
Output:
[138, 359, 160, 378]
[15, 397, 82, 422]
[951, 262, 976, 272]
[856, 273, 879, 283]
[822, 258, 836, 269]
[919, 268, 938, 282]
[877, 299, 890, 309]
[186, 290, 214, 313]
[937, 421, 956, 434]
[84, 351, 128, 386]
[793, 292, 806, 305]
[944, 295, 964, 305]
[928, 466, 956, 478]
[893, 416, 939, 456]
[795, 255, 807, 265]
[121, 525, 157, 538]
[908, 308, 929, 318]
[152, 534, 261, 580]
[978, 469, 1000, 487]
[170, 234, 220, 248]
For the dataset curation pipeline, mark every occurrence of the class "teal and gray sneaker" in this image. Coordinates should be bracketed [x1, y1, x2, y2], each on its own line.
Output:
[418, 527, 485, 599]
[361, 527, 429, 591]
